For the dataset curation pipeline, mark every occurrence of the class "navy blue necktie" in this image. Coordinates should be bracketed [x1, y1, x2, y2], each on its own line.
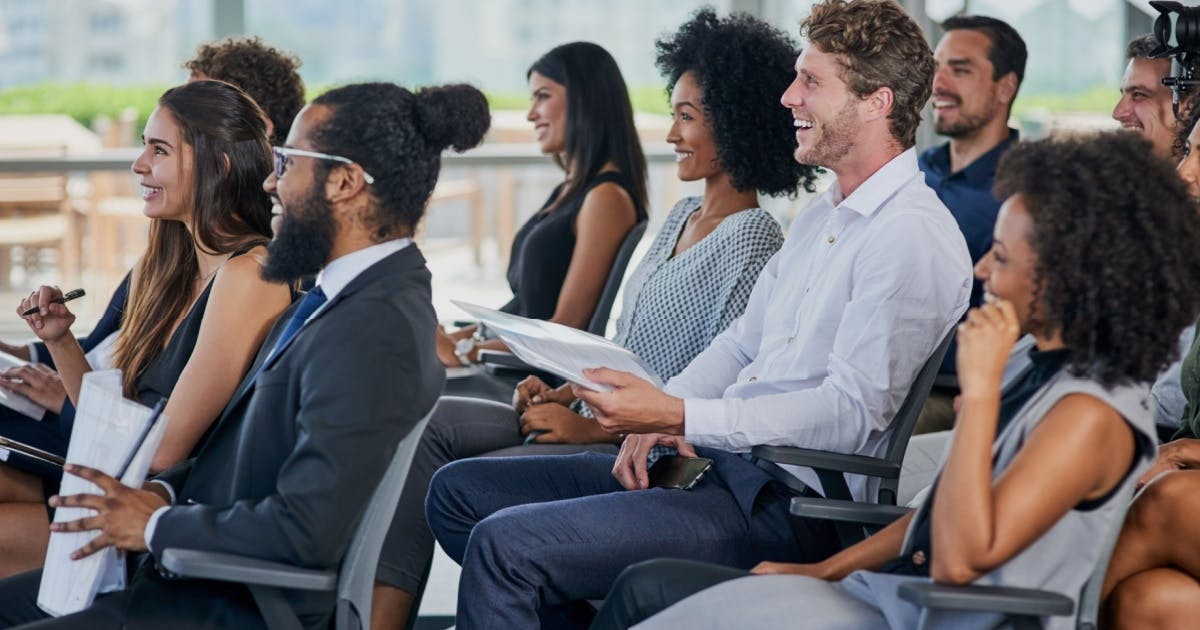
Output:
[260, 286, 327, 371]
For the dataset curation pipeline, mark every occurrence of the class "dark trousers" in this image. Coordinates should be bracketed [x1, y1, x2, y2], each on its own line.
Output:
[0, 565, 270, 629]
[426, 451, 838, 629]
[375, 396, 618, 594]
[0, 569, 124, 628]
[590, 559, 750, 630]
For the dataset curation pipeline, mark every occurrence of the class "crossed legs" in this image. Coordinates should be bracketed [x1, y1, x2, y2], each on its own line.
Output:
[1103, 470, 1200, 628]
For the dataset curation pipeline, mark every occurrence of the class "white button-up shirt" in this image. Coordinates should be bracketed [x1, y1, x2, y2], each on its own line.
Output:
[665, 149, 972, 501]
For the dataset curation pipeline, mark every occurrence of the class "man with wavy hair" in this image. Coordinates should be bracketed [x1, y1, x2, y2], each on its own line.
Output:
[426, 2, 972, 627]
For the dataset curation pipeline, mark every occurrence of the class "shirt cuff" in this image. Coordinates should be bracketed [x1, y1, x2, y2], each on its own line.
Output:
[682, 398, 729, 447]
[148, 480, 176, 504]
[144, 506, 170, 552]
[25, 343, 38, 364]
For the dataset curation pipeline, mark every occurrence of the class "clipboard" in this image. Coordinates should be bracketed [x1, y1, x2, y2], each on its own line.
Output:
[0, 435, 66, 468]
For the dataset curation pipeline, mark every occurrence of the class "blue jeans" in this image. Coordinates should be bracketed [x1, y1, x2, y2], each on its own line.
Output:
[426, 451, 837, 629]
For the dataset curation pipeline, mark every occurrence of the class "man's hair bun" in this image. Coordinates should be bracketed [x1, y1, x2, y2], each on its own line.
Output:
[414, 84, 490, 153]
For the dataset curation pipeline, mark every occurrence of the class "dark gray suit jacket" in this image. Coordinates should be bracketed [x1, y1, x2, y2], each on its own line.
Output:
[128, 244, 444, 627]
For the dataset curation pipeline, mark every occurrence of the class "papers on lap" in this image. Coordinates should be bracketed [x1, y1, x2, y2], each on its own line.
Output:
[0, 350, 47, 420]
[452, 300, 662, 392]
[37, 370, 169, 617]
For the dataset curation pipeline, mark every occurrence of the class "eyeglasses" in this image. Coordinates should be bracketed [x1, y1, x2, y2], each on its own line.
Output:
[272, 146, 376, 184]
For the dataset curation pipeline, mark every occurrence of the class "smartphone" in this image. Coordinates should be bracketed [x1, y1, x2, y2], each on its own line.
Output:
[648, 455, 713, 490]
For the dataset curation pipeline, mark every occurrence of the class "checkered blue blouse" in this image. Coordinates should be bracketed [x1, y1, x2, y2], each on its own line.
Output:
[613, 196, 783, 382]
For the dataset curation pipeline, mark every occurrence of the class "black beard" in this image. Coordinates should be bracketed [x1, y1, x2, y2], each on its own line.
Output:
[261, 182, 336, 283]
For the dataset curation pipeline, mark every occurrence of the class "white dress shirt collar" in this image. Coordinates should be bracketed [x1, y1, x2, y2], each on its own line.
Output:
[823, 148, 921, 218]
[315, 237, 413, 302]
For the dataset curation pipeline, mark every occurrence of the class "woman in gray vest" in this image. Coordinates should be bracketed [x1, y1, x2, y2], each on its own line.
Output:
[592, 131, 1200, 630]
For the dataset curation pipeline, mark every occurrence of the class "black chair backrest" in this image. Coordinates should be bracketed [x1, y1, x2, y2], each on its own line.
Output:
[876, 329, 955, 505]
[586, 220, 647, 336]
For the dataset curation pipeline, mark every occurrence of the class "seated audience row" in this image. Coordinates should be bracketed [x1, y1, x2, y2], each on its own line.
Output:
[597, 129, 1200, 630]
[424, 2, 973, 627]
[370, 10, 813, 626]
[1, 1, 1198, 628]
[0, 81, 489, 627]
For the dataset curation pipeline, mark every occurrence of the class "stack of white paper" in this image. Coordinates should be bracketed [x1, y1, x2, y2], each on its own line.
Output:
[37, 370, 168, 617]
[452, 301, 662, 391]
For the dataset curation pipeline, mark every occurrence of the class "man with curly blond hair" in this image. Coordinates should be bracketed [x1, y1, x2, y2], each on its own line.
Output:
[425, 3, 972, 627]
[185, 36, 305, 145]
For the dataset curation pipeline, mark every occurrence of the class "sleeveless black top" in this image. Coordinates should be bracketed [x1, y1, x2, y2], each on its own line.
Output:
[499, 171, 645, 320]
[54, 244, 272, 460]
[136, 244, 265, 409]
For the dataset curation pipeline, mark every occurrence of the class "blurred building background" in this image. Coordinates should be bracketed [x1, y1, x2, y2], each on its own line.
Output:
[0, 1, 1176, 626]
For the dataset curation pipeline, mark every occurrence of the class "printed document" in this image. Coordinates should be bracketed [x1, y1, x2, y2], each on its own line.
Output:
[452, 301, 661, 391]
[37, 370, 168, 617]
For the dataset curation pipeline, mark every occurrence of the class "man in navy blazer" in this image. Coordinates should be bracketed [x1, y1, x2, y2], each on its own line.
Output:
[0, 80, 489, 628]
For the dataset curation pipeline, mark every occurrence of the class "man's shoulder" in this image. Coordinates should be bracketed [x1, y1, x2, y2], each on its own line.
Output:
[917, 142, 950, 171]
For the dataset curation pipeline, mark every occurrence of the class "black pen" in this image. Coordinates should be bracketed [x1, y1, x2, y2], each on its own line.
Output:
[20, 288, 86, 317]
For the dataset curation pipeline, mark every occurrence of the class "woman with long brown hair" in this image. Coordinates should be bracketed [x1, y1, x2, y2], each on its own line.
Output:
[0, 79, 291, 577]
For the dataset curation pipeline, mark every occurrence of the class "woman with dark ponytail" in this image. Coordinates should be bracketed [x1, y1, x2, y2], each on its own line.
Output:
[0, 80, 291, 577]
[435, 42, 650, 372]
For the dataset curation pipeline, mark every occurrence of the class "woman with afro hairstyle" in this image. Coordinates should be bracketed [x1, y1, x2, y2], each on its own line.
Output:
[510, 7, 820, 450]
[595, 131, 1200, 630]
[434, 42, 648, 376]
[369, 12, 816, 627]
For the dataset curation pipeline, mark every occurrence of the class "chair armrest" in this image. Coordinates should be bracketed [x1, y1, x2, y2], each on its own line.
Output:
[160, 548, 336, 592]
[897, 582, 1074, 618]
[477, 350, 534, 372]
[790, 496, 911, 526]
[752, 445, 900, 479]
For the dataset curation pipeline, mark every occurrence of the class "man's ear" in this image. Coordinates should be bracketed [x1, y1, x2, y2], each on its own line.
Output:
[861, 86, 895, 123]
[325, 165, 369, 204]
[996, 72, 1019, 109]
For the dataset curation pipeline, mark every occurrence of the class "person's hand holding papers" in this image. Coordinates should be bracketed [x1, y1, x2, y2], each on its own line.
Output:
[572, 367, 685, 435]
[47, 463, 167, 559]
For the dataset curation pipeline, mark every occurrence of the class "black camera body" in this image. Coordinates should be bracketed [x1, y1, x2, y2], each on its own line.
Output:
[1150, 1, 1200, 111]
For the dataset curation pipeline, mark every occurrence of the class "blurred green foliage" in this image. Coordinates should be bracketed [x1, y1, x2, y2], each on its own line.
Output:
[1012, 85, 1116, 118]
[0, 82, 674, 134]
[0, 83, 170, 133]
[0, 82, 1111, 141]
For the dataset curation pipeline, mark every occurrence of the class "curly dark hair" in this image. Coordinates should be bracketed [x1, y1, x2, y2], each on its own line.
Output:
[185, 36, 305, 145]
[655, 8, 820, 195]
[1175, 93, 1200, 158]
[993, 131, 1200, 387]
[803, 0, 934, 149]
[311, 83, 491, 239]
